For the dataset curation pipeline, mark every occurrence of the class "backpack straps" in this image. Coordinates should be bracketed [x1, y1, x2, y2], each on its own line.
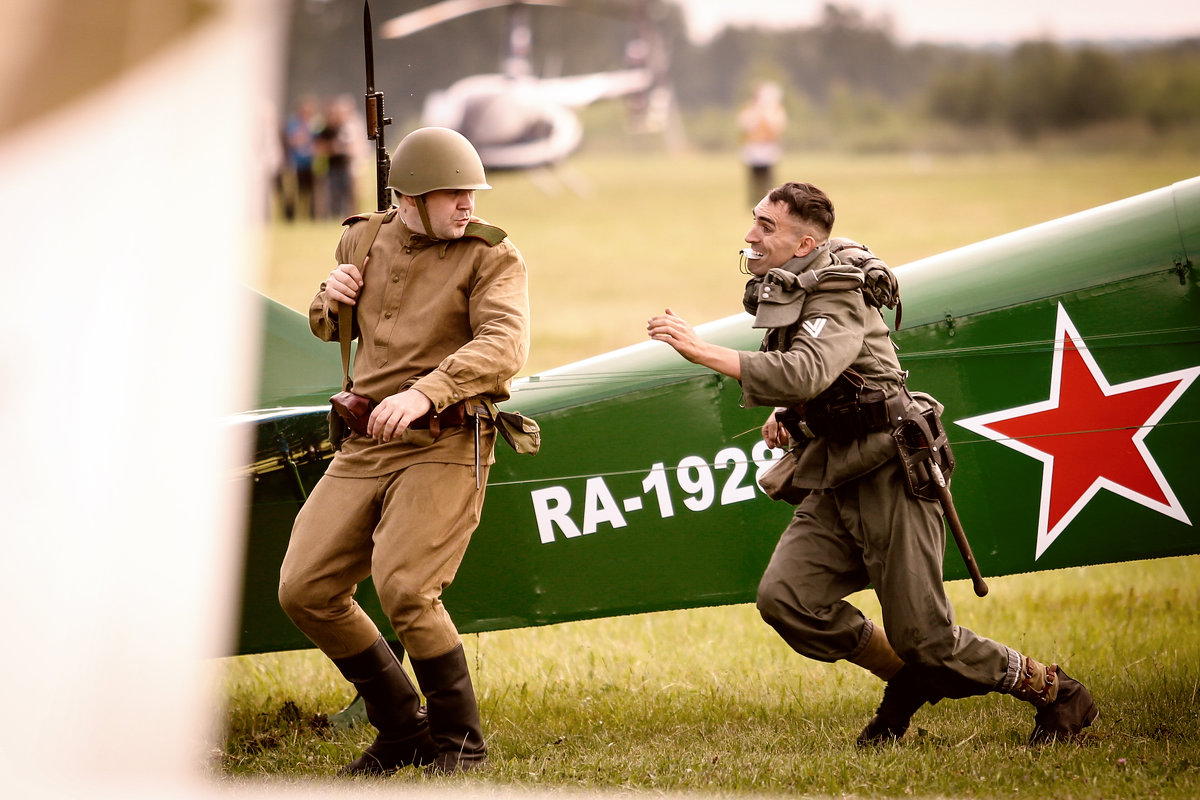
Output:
[830, 238, 903, 329]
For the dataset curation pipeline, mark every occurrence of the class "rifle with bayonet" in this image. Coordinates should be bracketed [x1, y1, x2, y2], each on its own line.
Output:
[327, 1, 393, 450]
[363, 0, 391, 212]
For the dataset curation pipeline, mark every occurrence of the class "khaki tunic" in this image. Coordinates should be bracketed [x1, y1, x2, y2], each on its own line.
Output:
[746, 245, 1018, 698]
[279, 212, 530, 660]
[311, 212, 530, 476]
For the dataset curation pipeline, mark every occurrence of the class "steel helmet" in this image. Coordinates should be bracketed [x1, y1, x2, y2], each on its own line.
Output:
[387, 126, 491, 196]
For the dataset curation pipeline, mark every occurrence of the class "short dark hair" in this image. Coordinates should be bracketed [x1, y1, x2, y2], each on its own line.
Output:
[768, 182, 834, 238]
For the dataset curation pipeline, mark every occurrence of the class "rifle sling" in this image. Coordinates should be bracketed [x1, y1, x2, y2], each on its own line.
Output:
[337, 210, 388, 391]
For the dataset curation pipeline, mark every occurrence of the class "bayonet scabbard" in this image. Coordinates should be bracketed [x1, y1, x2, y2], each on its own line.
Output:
[474, 412, 481, 489]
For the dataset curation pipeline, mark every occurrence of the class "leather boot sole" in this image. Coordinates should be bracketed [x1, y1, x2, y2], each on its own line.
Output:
[339, 728, 437, 776]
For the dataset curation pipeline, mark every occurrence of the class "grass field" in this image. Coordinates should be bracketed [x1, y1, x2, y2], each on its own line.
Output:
[224, 149, 1200, 797]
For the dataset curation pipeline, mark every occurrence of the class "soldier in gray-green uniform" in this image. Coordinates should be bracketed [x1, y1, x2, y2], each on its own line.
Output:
[647, 181, 1098, 745]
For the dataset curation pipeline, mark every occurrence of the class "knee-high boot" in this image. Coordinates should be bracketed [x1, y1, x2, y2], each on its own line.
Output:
[332, 636, 436, 775]
[411, 644, 488, 773]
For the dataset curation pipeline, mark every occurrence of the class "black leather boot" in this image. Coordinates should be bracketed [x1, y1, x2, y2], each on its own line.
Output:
[332, 636, 436, 775]
[857, 664, 937, 746]
[411, 644, 488, 773]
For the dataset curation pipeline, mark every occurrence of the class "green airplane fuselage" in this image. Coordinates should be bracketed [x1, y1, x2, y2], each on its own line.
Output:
[235, 177, 1200, 655]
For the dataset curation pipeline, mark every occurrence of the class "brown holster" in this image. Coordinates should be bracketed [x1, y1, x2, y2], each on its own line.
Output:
[775, 369, 988, 597]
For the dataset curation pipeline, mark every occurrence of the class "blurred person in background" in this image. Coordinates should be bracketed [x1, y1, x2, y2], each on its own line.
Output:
[738, 81, 787, 206]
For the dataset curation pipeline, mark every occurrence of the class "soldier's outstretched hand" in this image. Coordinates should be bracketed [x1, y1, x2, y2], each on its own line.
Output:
[647, 308, 744, 380]
[646, 307, 701, 360]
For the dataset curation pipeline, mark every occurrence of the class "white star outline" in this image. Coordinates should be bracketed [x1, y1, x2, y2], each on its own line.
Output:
[955, 302, 1199, 559]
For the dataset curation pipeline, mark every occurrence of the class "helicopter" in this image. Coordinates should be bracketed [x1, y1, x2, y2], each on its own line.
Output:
[379, 0, 674, 170]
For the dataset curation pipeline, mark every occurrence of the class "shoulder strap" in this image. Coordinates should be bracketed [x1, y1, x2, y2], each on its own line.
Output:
[463, 221, 507, 246]
[337, 210, 388, 390]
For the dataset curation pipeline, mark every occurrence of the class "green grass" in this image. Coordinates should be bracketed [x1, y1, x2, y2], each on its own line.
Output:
[214, 556, 1200, 797]
[229, 149, 1200, 796]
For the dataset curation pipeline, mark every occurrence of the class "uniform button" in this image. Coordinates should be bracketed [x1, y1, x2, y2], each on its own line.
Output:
[404, 247, 412, 254]
[384, 311, 392, 319]
[392, 274, 399, 282]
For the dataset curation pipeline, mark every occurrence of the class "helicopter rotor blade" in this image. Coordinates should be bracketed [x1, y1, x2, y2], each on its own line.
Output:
[381, 0, 568, 39]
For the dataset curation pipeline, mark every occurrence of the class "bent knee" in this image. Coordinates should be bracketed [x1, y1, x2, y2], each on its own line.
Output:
[756, 576, 783, 624]
[277, 575, 345, 627]
[756, 576, 813, 628]
[277, 578, 313, 623]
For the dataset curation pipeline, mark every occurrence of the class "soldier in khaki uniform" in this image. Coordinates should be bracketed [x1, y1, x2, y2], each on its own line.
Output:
[279, 128, 529, 774]
[647, 181, 1098, 746]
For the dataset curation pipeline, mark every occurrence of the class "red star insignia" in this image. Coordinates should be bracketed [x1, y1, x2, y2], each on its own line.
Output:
[956, 303, 1198, 559]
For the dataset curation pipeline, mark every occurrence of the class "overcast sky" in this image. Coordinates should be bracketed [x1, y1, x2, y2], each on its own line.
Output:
[675, 0, 1200, 45]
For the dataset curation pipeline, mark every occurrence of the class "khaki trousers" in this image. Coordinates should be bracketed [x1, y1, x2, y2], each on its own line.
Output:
[279, 461, 488, 660]
[756, 458, 1013, 698]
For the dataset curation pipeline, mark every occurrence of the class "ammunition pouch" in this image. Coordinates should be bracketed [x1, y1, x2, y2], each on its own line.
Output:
[778, 371, 899, 443]
[892, 398, 956, 502]
[757, 448, 809, 504]
[329, 389, 375, 450]
[772, 372, 956, 503]
[482, 397, 541, 455]
[331, 390, 376, 437]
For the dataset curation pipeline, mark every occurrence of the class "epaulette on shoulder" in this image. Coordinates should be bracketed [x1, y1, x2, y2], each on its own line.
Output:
[342, 208, 398, 227]
[463, 221, 508, 246]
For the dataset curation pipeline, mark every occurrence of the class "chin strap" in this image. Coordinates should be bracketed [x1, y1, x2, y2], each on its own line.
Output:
[415, 194, 435, 238]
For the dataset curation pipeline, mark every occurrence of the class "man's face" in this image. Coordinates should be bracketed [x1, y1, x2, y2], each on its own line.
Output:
[418, 189, 475, 239]
[743, 197, 816, 276]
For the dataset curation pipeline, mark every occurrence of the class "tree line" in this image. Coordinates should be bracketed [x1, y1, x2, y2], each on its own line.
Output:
[286, 0, 1200, 146]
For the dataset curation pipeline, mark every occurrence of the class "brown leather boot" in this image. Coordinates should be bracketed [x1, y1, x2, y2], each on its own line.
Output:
[1009, 655, 1099, 744]
[411, 644, 488, 773]
[332, 636, 436, 775]
[857, 665, 937, 746]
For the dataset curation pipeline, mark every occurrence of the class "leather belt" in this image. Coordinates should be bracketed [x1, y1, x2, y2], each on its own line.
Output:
[785, 388, 913, 442]
[409, 400, 466, 434]
[409, 399, 488, 437]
